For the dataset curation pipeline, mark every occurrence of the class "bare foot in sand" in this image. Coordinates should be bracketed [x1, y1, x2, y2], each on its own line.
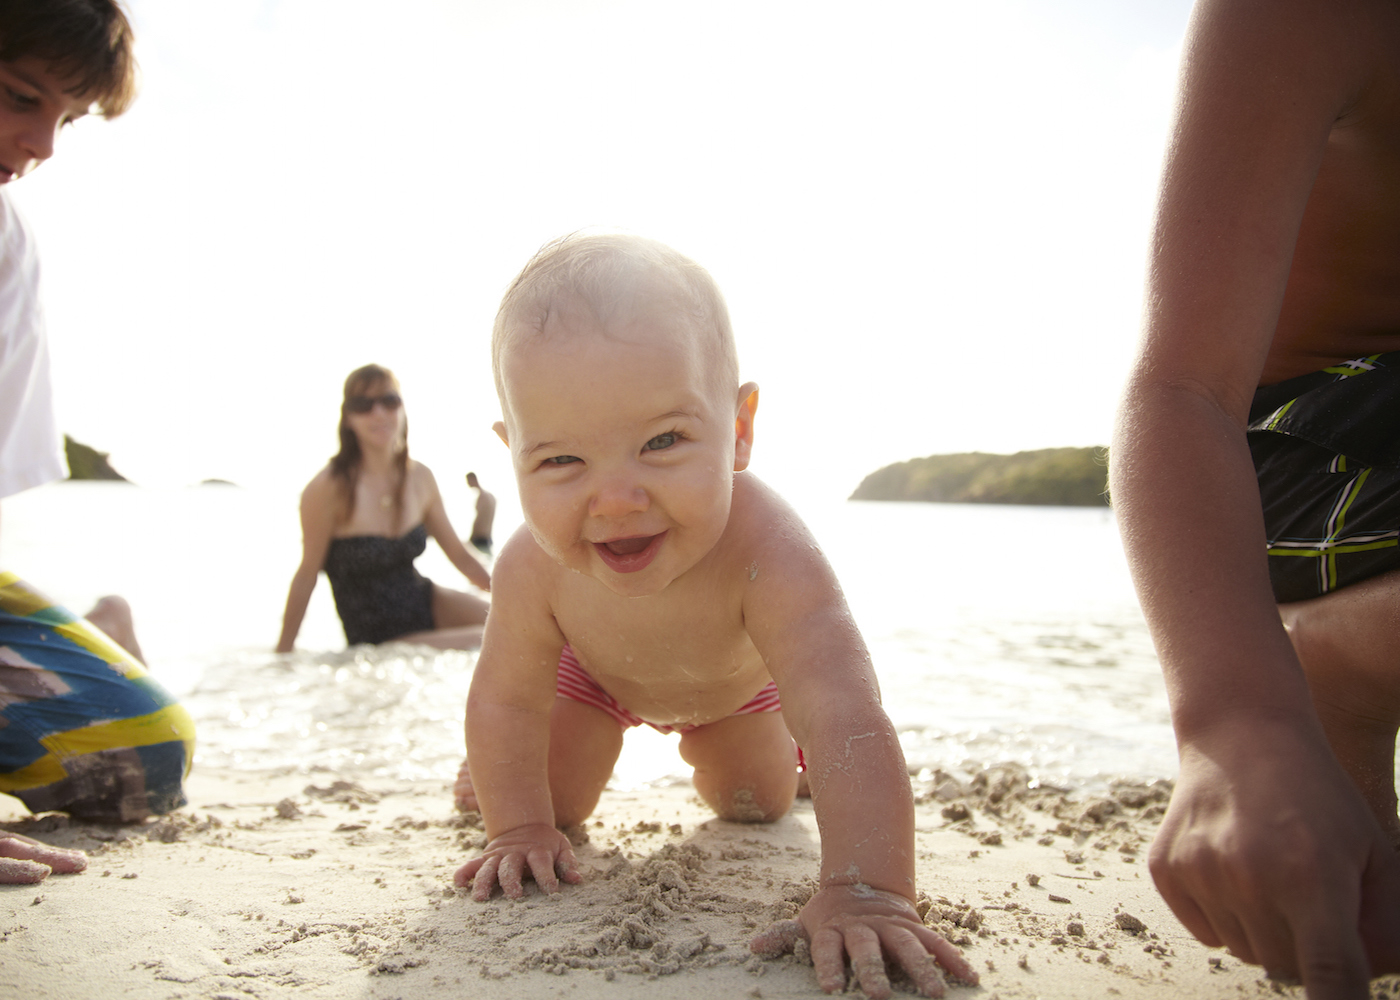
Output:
[0, 833, 87, 884]
[455, 758, 478, 813]
[85, 595, 145, 665]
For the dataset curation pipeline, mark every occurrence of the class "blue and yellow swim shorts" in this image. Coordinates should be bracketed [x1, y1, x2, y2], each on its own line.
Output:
[0, 572, 195, 822]
[1249, 351, 1400, 603]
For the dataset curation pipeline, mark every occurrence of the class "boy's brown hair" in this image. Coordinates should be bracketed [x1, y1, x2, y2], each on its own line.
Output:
[0, 0, 137, 118]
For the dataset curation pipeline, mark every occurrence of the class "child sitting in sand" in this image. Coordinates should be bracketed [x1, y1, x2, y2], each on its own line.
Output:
[453, 234, 975, 999]
[1111, 0, 1400, 993]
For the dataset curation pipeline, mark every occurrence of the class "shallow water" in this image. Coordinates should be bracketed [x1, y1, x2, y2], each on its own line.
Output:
[3, 484, 1174, 792]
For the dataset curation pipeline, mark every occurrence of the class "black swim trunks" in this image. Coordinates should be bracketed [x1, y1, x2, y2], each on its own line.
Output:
[1249, 351, 1400, 603]
[323, 524, 436, 644]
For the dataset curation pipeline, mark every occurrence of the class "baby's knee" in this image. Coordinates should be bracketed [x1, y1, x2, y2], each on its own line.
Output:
[712, 784, 791, 824]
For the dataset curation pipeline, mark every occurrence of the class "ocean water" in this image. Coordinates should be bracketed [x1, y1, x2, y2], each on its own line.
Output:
[0, 482, 1173, 793]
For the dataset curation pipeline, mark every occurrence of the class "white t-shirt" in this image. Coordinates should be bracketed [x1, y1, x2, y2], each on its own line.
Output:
[0, 190, 63, 500]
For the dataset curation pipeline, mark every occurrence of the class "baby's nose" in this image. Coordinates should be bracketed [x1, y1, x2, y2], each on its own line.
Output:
[589, 475, 649, 517]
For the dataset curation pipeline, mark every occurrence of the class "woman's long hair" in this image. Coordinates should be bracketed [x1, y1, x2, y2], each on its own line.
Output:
[329, 364, 409, 526]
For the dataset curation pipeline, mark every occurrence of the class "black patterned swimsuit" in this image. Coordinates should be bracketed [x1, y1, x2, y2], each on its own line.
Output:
[323, 524, 435, 645]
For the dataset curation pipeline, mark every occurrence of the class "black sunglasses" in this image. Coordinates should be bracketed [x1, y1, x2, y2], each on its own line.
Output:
[346, 392, 403, 414]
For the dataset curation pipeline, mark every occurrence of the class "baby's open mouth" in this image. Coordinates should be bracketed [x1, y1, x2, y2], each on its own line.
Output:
[602, 536, 655, 556]
[592, 532, 667, 574]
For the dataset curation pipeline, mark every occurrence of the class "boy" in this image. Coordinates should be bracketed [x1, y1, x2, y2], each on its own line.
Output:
[455, 234, 976, 999]
[0, 0, 195, 884]
[1111, 0, 1400, 995]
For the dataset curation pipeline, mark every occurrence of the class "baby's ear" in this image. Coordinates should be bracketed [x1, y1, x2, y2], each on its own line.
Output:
[492, 421, 509, 447]
[733, 383, 759, 472]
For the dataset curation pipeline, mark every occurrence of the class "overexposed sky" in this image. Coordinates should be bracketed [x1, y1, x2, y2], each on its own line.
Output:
[12, 0, 1192, 504]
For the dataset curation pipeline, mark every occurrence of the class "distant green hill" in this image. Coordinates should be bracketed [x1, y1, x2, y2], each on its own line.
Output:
[850, 447, 1110, 506]
[64, 435, 129, 482]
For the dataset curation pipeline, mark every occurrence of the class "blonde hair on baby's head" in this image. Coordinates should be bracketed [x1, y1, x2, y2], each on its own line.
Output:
[492, 232, 739, 403]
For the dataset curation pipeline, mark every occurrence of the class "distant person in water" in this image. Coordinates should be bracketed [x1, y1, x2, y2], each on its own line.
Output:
[276, 364, 491, 652]
[0, 0, 196, 883]
[465, 472, 495, 556]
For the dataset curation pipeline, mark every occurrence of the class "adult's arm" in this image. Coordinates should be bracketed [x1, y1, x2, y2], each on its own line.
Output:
[1111, 0, 1400, 991]
[275, 473, 337, 652]
[419, 466, 491, 591]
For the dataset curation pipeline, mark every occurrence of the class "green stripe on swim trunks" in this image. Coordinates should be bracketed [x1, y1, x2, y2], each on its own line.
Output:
[1332, 467, 1371, 536]
[1322, 354, 1383, 377]
[1267, 539, 1400, 557]
[1262, 399, 1296, 431]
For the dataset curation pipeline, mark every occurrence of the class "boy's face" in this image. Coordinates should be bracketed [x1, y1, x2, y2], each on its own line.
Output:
[497, 306, 755, 599]
[0, 58, 91, 183]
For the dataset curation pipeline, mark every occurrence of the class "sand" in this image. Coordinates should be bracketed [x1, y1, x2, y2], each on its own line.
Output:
[0, 764, 1388, 1000]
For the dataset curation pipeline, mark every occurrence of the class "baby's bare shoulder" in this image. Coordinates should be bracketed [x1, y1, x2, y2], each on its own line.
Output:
[722, 475, 843, 604]
[491, 526, 565, 594]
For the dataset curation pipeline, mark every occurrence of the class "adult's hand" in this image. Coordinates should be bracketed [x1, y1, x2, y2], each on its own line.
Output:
[0, 832, 87, 884]
[1152, 725, 1400, 999]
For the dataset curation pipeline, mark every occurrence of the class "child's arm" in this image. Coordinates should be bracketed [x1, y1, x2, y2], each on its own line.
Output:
[1112, 0, 1400, 989]
[452, 537, 577, 899]
[742, 493, 977, 998]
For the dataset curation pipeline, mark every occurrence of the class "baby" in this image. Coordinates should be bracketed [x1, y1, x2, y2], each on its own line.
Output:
[454, 234, 974, 998]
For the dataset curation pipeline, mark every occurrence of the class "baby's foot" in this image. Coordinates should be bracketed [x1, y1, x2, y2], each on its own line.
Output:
[454, 758, 479, 813]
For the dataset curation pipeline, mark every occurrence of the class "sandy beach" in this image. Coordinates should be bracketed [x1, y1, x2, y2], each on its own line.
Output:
[3, 762, 1369, 1000]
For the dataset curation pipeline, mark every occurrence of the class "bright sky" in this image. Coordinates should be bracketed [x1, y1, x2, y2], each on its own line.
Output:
[12, 0, 1193, 505]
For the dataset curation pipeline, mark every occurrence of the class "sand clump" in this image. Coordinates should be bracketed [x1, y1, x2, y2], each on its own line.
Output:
[7, 764, 1400, 999]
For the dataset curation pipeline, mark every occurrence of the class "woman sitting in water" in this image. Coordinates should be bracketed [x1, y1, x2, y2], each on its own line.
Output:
[276, 364, 491, 651]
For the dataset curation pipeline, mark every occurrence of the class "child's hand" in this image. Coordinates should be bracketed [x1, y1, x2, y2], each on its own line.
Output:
[453, 823, 582, 901]
[750, 885, 977, 999]
[0, 832, 87, 884]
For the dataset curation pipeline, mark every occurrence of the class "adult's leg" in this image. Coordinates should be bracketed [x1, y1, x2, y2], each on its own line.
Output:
[455, 697, 623, 826]
[1280, 567, 1400, 845]
[679, 711, 799, 823]
[400, 586, 489, 650]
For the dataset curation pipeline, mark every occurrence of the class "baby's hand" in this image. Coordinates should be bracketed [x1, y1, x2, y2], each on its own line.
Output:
[750, 885, 977, 999]
[453, 823, 582, 901]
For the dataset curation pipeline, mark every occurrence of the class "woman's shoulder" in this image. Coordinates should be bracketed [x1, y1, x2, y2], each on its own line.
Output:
[301, 464, 345, 506]
[405, 459, 442, 495]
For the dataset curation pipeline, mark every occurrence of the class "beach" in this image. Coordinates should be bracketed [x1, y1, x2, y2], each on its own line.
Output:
[0, 486, 1362, 998]
[3, 760, 1335, 1000]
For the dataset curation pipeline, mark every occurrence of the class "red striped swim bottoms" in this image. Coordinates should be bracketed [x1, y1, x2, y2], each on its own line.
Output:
[555, 643, 783, 735]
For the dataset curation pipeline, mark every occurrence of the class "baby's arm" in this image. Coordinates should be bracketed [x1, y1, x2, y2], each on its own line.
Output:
[742, 490, 976, 998]
[1113, 0, 1400, 990]
[452, 539, 577, 899]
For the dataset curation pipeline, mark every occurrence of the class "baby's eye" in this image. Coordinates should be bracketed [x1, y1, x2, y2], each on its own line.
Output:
[644, 433, 677, 451]
[543, 454, 580, 466]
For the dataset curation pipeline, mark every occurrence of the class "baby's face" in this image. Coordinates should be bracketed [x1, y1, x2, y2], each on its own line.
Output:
[497, 310, 748, 598]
